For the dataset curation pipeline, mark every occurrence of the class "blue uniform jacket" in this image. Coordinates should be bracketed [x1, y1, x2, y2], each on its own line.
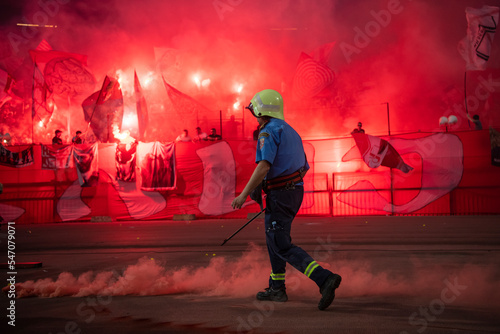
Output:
[256, 118, 310, 181]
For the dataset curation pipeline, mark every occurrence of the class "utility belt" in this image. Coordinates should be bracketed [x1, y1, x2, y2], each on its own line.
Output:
[263, 169, 304, 192]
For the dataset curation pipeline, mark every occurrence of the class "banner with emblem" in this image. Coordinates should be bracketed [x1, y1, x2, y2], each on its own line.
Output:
[41, 144, 73, 169]
[116, 141, 138, 181]
[0, 145, 34, 168]
[138, 141, 176, 191]
[351, 133, 413, 173]
[73, 143, 99, 186]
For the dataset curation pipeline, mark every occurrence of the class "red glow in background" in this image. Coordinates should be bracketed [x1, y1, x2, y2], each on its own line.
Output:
[1, 0, 499, 145]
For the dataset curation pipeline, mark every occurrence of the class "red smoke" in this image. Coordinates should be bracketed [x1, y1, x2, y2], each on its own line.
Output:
[1, 0, 499, 144]
[9, 244, 500, 311]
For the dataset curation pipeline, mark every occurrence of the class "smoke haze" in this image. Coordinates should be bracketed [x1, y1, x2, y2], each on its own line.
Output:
[9, 244, 500, 311]
[1, 0, 499, 143]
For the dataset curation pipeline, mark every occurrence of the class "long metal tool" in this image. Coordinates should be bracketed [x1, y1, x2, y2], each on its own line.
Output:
[220, 208, 265, 246]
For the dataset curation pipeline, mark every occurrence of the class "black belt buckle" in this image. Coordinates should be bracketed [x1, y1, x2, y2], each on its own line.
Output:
[284, 181, 295, 190]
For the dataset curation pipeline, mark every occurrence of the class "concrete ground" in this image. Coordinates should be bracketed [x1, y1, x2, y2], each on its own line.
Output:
[1, 215, 500, 334]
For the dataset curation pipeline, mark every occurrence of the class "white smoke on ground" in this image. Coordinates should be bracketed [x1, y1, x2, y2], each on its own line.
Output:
[9, 244, 500, 310]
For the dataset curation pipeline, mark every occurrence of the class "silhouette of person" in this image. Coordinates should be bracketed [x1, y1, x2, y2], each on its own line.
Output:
[467, 114, 482, 130]
[176, 129, 192, 142]
[193, 127, 208, 142]
[52, 130, 63, 145]
[72, 130, 83, 144]
[351, 122, 365, 134]
[207, 128, 222, 141]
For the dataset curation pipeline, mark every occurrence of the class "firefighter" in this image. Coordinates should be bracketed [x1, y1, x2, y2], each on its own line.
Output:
[231, 89, 341, 310]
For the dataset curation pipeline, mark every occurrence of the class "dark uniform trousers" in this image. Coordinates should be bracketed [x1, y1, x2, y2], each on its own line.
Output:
[265, 185, 332, 290]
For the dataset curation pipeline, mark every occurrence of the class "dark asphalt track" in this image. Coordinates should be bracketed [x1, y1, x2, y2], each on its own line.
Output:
[1, 215, 499, 334]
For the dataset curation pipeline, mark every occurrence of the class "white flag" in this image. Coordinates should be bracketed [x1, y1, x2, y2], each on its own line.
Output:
[458, 6, 499, 71]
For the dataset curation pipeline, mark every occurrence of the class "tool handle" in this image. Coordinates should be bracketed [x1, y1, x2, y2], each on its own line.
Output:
[220, 208, 265, 246]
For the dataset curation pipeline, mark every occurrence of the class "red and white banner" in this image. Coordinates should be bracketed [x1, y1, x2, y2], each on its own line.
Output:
[351, 133, 413, 173]
[116, 141, 138, 182]
[340, 133, 464, 214]
[41, 144, 73, 169]
[4, 131, 499, 223]
[139, 142, 176, 191]
[196, 141, 236, 215]
[73, 144, 99, 187]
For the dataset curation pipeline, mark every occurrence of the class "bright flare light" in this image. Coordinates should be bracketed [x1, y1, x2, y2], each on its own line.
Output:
[116, 69, 131, 93]
[143, 71, 155, 88]
[233, 101, 240, 110]
[234, 83, 243, 94]
[113, 127, 135, 148]
[201, 78, 211, 88]
[193, 74, 210, 89]
[114, 129, 131, 142]
[193, 75, 201, 88]
[122, 111, 137, 129]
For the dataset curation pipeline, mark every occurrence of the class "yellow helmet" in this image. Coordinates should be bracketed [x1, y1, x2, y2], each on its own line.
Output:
[246, 89, 284, 120]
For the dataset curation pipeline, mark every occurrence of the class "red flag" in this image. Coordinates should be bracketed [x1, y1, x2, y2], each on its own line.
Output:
[4, 74, 14, 95]
[32, 62, 54, 126]
[162, 76, 213, 119]
[352, 133, 413, 173]
[95, 75, 117, 105]
[134, 71, 149, 140]
[309, 41, 336, 65]
[0, 70, 9, 102]
[292, 52, 336, 100]
[82, 76, 123, 142]
[29, 49, 94, 98]
[35, 39, 52, 51]
[29, 50, 87, 67]
[0, 70, 23, 121]
[5, 73, 26, 100]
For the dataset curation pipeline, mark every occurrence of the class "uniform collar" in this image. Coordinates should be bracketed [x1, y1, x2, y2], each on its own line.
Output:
[259, 119, 270, 131]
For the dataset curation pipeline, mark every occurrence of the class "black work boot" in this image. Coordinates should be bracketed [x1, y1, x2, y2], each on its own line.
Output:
[318, 274, 342, 310]
[256, 287, 288, 302]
